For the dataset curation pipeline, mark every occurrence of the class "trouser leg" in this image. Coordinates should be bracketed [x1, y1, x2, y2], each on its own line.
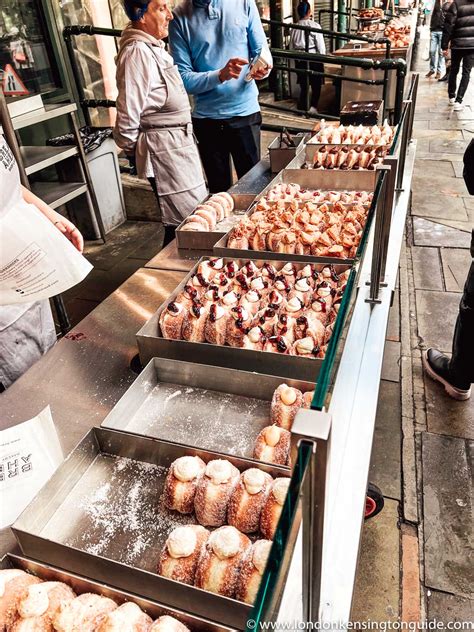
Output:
[435, 32, 446, 73]
[448, 49, 462, 98]
[192, 117, 232, 192]
[295, 60, 309, 110]
[449, 261, 474, 383]
[147, 177, 177, 244]
[429, 31, 437, 72]
[226, 117, 262, 180]
[310, 62, 324, 108]
[456, 51, 474, 102]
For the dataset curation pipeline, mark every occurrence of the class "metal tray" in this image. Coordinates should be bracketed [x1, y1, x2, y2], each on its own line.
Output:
[136, 257, 352, 381]
[268, 133, 306, 173]
[101, 357, 313, 462]
[213, 170, 375, 265]
[175, 196, 247, 252]
[304, 142, 390, 162]
[1, 554, 233, 632]
[13, 427, 289, 629]
[284, 151, 380, 188]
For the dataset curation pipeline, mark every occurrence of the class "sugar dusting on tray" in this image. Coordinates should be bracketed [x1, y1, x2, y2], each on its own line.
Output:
[61, 455, 193, 570]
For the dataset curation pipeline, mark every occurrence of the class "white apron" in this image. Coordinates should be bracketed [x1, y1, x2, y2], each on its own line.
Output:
[139, 46, 207, 226]
[0, 134, 56, 389]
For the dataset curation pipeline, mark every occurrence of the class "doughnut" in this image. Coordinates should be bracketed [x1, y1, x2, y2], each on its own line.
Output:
[260, 478, 291, 540]
[270, 384, 303, 430]
[253, 425, 291, 466]
[157, 525, 209, 585]
[227, 468, 273, 533]
[194, 459, 240, 527]
[163, 455, 206, 514]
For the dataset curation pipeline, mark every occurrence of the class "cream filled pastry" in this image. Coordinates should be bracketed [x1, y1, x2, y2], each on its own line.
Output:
[0, 569, 43, 630]
[255, 307, 279, 336]
[194, 459, 240, 526]
[163, 455, 206, 514]
[160, 302, 186, 340]
[227, 469, 273, 533]
[260, 478, 291, 539]
[274, 313, 296, 346]
[290, 336, 323, 358]
[149, 616, 190, 632]
[235, 540, 272, 604]
[242, 326, 266, 351]
[263, 335, 290, 355]
[204, 304, 229, 345]
[270, 384, 303, 430]
[53, 593, 117, 632]
[249, 275, 269, 295]
[158, 524, 210, 585]
[95, 602, 153, 632]
[289, 277, 313, 306]
[240, 290, 262, 317]
[194, 526, 251, 598]
[225, 307, 252, 348]
[302, 390, 315, 408]
[253, 425, 291, 466]
[294, 315, 326, 345]
[13, 581, 76, 631]
[181, 302, 209, 343]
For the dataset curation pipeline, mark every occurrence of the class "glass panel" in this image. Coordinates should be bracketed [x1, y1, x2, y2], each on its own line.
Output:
[250, 442, 312, 627]
[0, 0, 61, 96]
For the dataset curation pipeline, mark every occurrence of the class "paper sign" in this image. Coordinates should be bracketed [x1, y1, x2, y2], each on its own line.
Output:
[0, 201, 93, 305]
[0, 406, 63, 528]
[2, 64, 29, 96]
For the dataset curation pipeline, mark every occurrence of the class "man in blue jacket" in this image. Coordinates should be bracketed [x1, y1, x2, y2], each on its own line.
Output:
[168, 0, 272, 192]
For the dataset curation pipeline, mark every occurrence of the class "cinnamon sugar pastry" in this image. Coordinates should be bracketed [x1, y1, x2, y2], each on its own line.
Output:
[253, 425, 291, 466]
[263, 335, 290, 355]
[194, 526, 251, 598]
[158, 525, 209, 585]
[194, 459, 240, 527]
[294, 315, 326, 346]
[290, 336, 323, 359]
[11, 581, 76, 631]
[204, 304, 229, 345]
[95, 602, 153, 632]
[274, 313, 296, 347]
[149, 616, 190, 632]
[159, 302, 186, 340]
[175, 284, 200, 308]
[53, 593, 117, 632]
[260, 478, 291, 539]
[0, 569, 42, 630]
[270, 384, 303, 429]
[196, 258, 225, 283]
[225, 307, 252, 348]
[181, 302, 209, 343]
[235, 540, 272, 604]
[255, 307, 279, 336]
[163, 456, 206, 514]
[242, 326, 266, 351]
[302, 390, 315, 409]
[240, 290, 262, 317]
[227, 469, 273, 533]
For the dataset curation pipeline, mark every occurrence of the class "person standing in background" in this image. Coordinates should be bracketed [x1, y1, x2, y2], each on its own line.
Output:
[426, 0, 446, 78]
[290, 1, 326, 114]
[168, 0, 272, 193]
[441, 0, 474, 111]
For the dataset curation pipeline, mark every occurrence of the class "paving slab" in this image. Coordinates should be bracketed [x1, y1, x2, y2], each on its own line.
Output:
[351, 499, 400, 622]
[430, 120, 474, 130]
[422, 433, 474, 597]
[411, 247, 443, 290]
[430, 218, 473, 233]
[441, 248, 472, 292]
[413, 218, 472, 248]
[370, 382, 402, 499]
[411, 197, 468, 221]
[427, 590, 474, 623]
[464, 197, 474, 211]
[452, 161, 465, 178]
[413, 119, 430, 130]
[412, 130, 464, 141]
[382, 341, 401, 383]
[429, 139, 471, 154]
[424, 373, 474, 441]
[387, 288, 400, 342]
[414, 160, 455, 178]
[415, 290, 462, 353]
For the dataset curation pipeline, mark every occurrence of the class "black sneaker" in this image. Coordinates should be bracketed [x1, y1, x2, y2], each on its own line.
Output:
[438, 74, 449, 82]
[422, 348, 471, 400]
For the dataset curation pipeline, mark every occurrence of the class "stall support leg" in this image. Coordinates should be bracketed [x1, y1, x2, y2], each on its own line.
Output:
[291, 409, 332, 622]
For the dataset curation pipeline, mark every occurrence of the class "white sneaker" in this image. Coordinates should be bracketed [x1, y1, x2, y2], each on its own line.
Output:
[448, 98, 456, 105]
[308, 107, 318, 115]
[453, 102, 464, 111]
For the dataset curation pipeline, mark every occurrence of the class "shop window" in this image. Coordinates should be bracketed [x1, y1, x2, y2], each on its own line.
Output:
[0, 0, 61, 97]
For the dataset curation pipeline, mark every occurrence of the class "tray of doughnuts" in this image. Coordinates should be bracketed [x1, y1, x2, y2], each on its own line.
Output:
[1, 553, 233, 632]
[175, 192, 244, 252]
[136, 257, 354, 382]
[101, 357, 314, 466]
[12, 427, 291, 629]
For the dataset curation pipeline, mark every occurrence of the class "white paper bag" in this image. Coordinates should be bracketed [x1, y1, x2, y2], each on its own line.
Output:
[0, 201, 93, 305]
[0, 406, 63, 528]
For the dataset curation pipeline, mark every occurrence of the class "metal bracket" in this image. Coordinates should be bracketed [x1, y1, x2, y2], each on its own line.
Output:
[291, 409, 332, 623]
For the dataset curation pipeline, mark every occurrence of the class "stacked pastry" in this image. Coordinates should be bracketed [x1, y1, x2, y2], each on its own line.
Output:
[383, 18, 410, 47]
[226, 187, 371, 258]
[159, 259, 349, 356]
[311, 121, 394, 146]
[0, 569, 189, 632]
[180, 192, 234, 232]
[305, 145, 389, 171]
[358, 7, 383, 19]
[159, 459, 291, 603]
[254, 384, 314, 466]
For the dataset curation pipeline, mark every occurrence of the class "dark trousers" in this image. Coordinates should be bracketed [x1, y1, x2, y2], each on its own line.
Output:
[448, 49, 474, 102]
[296, 60, 324, 110]
[147, 177, 176, 247]
[192, 113, 262, 193]
[450, 233, 474, 383]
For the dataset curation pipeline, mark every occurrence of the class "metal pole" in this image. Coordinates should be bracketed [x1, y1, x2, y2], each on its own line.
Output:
[396, 100, 411, 190]
[0, 90, 28, 187]
[291, 409, 332, 622]
[366, 167, 390, 304]
[393, 64, 406, 124]
[64, 33, 92, 126]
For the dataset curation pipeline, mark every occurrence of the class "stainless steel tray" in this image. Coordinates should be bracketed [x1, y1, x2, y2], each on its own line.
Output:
[213, 170, 375, 265]
[284, 151, 380, 188]
[136, 257, 352, 381]
[13, 427, 288, 629]
[101, 357, 313, 461]
[2, 554, 232, 632]
[268, 133, 306, 173]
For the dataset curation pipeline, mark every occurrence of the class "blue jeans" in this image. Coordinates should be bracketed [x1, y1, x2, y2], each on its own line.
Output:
[430, 31, 445, 73]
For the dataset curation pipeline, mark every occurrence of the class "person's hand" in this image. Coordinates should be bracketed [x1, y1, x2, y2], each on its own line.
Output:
[442, 49, 449, 57]
[49, 210, 84, 253]
[219, 58, 248, 82]
[251, 65, 272, 80]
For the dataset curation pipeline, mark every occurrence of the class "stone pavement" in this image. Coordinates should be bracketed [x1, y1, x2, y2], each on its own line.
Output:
[353, 26, 473, 625]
